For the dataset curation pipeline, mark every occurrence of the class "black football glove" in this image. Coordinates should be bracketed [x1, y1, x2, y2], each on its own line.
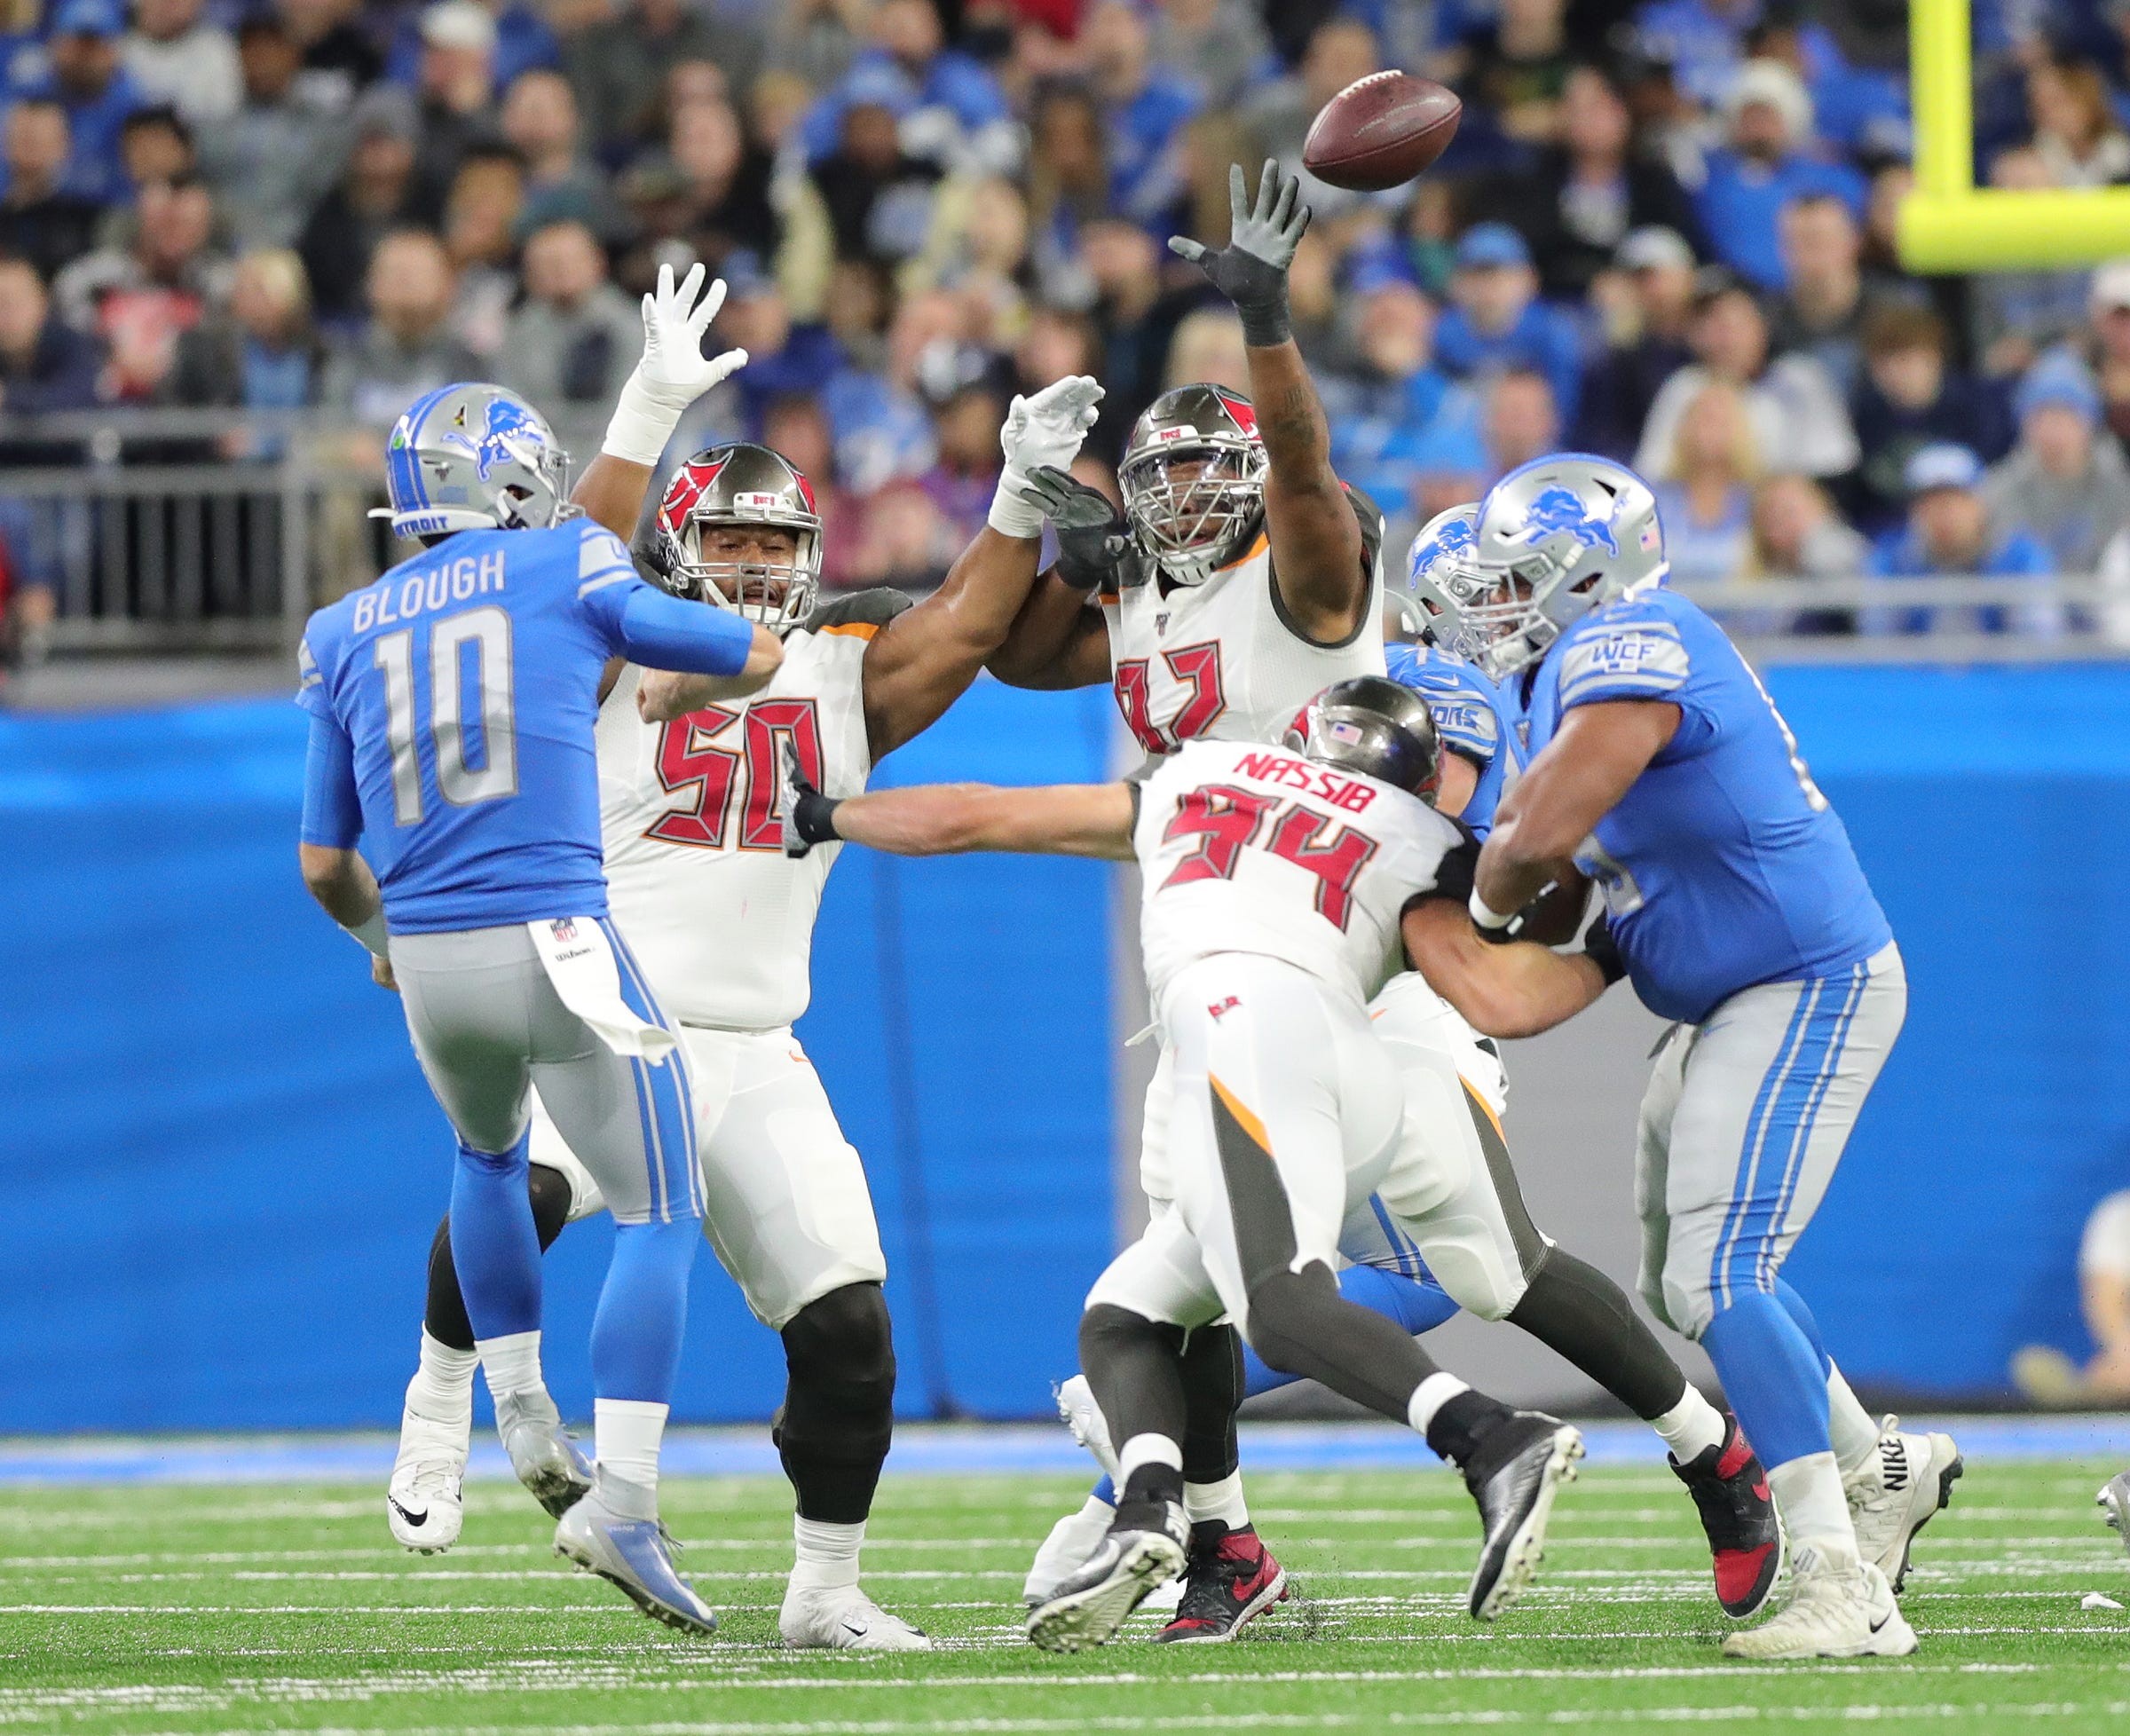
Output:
[1169, 159, 1311, 347]
[1582, 916, 1628, 986]
[1022, 465, 1142, 590]
[779, 741, 842, 859]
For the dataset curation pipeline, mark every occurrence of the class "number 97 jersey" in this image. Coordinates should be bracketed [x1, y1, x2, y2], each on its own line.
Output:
[1133, 738, 1464, 1008]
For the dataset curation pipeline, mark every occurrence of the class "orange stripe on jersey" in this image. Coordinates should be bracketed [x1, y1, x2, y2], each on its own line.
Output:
[1460, 1077, 1505, 1145]
[1213, 532, 1271, 577]
[819, 621, 880, 640]
[1209, 1072, 1274, 1155]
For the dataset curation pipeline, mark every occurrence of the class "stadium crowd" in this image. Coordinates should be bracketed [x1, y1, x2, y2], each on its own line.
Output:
[4, 0, 2130, 661]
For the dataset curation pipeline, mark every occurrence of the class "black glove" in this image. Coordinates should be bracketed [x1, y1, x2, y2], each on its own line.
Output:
[1582, 916, 1628, 986]
[1169, 159, 1310, 348]
[779, 742, 842, 859]
[1022, 465, 1142, 590]
[1429, 832, 1479, 908]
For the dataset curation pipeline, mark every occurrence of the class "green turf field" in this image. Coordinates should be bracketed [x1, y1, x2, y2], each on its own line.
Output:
[1, 1456, 2125, 1734]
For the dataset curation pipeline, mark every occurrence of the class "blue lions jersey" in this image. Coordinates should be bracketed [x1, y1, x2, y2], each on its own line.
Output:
[1385, 642, 1524, 837]
[296, 520, 751, 934]
[1521, 587, 1891, 1024]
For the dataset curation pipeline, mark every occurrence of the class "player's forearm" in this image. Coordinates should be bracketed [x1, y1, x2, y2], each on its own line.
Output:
[920, 526, 1045, 658]
[1402, 900, 1605, 1039]
[1248, 342, 1363, 622]
[985, 572, 1108, 689]
[635, 649, 780, 722]
[832, 782, 1133, 859]
[570, 454, 655, 541]
[298, 843, 386, 955]
[1474, 803, 1580, 919]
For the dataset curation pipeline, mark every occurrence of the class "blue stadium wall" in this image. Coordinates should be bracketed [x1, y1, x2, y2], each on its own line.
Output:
[0, 664, 2124, 1431]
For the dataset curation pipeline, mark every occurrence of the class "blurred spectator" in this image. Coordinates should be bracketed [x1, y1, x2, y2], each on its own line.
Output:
[1694, 59, 1866, 290]
[409, 0, 503, 217]
[298, 89, 418, 325]
[845, 477, 958, 588]
[766, 0, 866, 96]
[1164, 304, 1248, 392]
[2084, 262, 2130, 450]
[320, 226, 477, 424]
[498, 218, 637, 414]
[1981, 352, 2130, 575]
[1970, 146, 2093, 379]
[280, 0, 384, 110]
[1768, 193, 1871, 398]
[122, 0, 241, 128]
[2010, 1188, 2130, 1407]
[1082, 217, 1187, 435]
[914, 344, 1005, 547]
[1320, 277, 1463, 512]
[1082, 0, 1200, 229]
[1433, 223, 1583, 428]
[1650, 380, 1757, 588]
[1025, 83, 1110, 290]
[1869, 443, 2057, 638]
[7, 0, 147, 206]
[1242, 15, 1378, 211]
[1750, 471, 1870, 579]
[1575, 225, 1695, 459]
[799, 0, 1013, 175]
[1149, 0, 1274, 109]
[2024, 55, 2130, 188]
[1849, 303, 2011, 535]
[165, 246, 322, 413]
[1480, 365, 1559, 481]
[501, 70, 609, 240]
[196, 14, 349, 250]
[0, 100, 99, 280]
[53, 174, 225, 400]
[1478, 63, 1701, 300]
[441, 146, 525, 359]
[1463, 0, 1576, 148]
[662, 96, 777, 270]
[387, 0, 559, 98]
[1637, 277, 1858, 479]
[0, 254, 99, 410]
[564, 0, 763, 164]
[117, 104, 193, 193]
[808, 84, 944, 266]
[1633, 0, 1758, 111]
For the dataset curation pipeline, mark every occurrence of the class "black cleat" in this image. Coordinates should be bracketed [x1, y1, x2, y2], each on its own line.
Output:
[1154, 1522, 1290, 1643]
[1671, 1413, 1782, 1620]
[1025, 1497, 1188, 1653]
[1460, 1410, 1583, 1620]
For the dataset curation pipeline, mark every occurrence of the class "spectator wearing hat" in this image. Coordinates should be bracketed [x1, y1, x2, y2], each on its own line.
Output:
[1637, 274, 1858, 480]
[798, 0, 1012, 175]
[122, 0, 240, 129]
[386, 0, 558, 102]
[1694, 59, 1867, 291]
[2084, 260, 2130, 450]
[1981, 351, 2130, 576]
[1848, 303, 2012, 535]
[320, 225, 477, 426]
[1575, 224, 1696, 460]
[1472, 63, 1703, 300]
[408, 0, 505, 218]
[298, 88, 419, 325]
[196, 13, 350, 250]
[563, 0, 763, 167]
[1433, 222, 1582, 427]
[1768, 192, 1875, 399]
[0, 100, 100, 281]
[5, 0, 147, 207]
[1870, 442, 2058, 638]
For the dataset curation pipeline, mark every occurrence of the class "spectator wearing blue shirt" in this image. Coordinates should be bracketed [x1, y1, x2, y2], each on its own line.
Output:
[1432, 223, 1583, 428]
[386, 0, 558, 101]
[0, 254, 99, 413]
[1632, 0, 1760, 111]
[1694, 59, 1867, 290]
[1869, 443, 2060, 637]
[798, 0, 1011, 172]
[5, 0, 146, 207]
[1083, 0, 1202, 228]
[1318, 272, 1462, 512]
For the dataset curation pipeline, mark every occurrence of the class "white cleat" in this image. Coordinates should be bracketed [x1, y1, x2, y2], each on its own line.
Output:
[1844, 1415, 1961, 1592]
[1721, 1546, 1916, 1660]
[2099, 1472, 2130, 1554]
[386, 1412, 467, 1555]
[1055, 1375, 1123, 1481]
[780, 1583, 932, 1651]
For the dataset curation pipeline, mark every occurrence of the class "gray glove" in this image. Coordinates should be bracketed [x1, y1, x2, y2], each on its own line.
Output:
[779, 741, 840, 859]
[1022, 465, 1146, 590]
[1169, 159, 1312, 348]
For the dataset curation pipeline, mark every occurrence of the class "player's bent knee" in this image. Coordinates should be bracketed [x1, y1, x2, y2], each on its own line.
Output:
[525, 1163, 575, 1249]
[777, 1282, 896, 1457]
[1242, 1263, 1344, 1377]
[1414, 1225, 1528, 1322]
[1656, 1268, 1713, 1341]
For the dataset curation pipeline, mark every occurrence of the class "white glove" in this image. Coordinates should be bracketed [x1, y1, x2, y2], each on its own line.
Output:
[989, 374, 1104, 538]
[602, 262, 749, 466]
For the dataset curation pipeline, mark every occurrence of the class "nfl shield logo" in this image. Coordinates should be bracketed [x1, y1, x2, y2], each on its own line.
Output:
[550, 918, 578, 942]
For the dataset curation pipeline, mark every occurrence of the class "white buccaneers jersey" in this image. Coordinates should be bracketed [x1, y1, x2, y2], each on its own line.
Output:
[1134, 738, 1463, 1007]
[1100, 512, 1386, 757]
[596, 593, 905, 1030]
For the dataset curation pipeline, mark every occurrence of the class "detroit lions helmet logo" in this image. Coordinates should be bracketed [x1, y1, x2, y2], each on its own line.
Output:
[1513, 485, 1621, 556]
[1409, 511, 1477, 582]
[445, 397, 543, 481]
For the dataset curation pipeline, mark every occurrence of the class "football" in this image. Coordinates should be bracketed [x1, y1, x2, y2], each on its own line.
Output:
[1301, 70, 1463, 192]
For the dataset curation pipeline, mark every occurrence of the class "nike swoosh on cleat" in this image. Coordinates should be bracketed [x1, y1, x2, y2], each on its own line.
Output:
[389, 1497, 429, 1527]
[840, 1619, 869, 1637]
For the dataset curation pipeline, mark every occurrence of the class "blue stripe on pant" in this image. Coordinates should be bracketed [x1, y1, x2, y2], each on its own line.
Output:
[598, 919, 701, 1225]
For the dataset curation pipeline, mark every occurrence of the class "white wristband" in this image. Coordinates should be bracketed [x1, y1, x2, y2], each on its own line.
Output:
[601, 370, 686, 468]
[1468, 889, 1515, 932]
[346, 911, 390, 959]
[987, 466, 1045, 540]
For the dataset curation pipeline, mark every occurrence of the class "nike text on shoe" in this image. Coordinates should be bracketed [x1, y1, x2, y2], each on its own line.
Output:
[495, 1389, 594, 1519]
[1721, 1547, 1917, 1660]
[554, 1492, 716, 1636]
[1026, 1497, 1189, 1653]
[1460, 1411, 1583, 1620]
[1671, 1414, 1782, 1619]
[780, 1584, 932, 1651]
[2099, 1472, 2130, 1555]
[1844, 1415, 1961, 1593]
[1024, 1498, 1116, 1609]
[1155, 1521, 1290, 1643]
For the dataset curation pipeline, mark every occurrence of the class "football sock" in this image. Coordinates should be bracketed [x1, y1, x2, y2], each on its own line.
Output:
[1118, 1431, 1184, 1480]
[477, 1329, 543, 1401]
[594, 1396, 667, 1503]
[1773, 1278, 1834, 1375]
[590, 1218, 698, 1404]
[1407, 1370, 1473, 1439]
[1700, 1290, 1832, 1470]
[1242, 1266, 1462, 1395]
[1767, 1451, 1860, 1564]
[1507, 1248, 1689, 1420]
[406, 1330, 478, 1429]
[1825, 1363, 1884, 1478]
[449, 1131, 541, 1341]
[424, 1164, 578, 1353]
[790, 1515, 865, 1593]
[1649, 1385, 1729, 1463]
[1184, 1469, 1250, 1530]
[1179, 1322, 1243, 1482]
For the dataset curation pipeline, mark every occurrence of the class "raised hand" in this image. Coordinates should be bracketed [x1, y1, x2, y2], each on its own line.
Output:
[1169, 160, 1311, 347]
[990, 374, 1104, 538]
[1022, 466, 1143, 590]
[603, 262, 748, 465]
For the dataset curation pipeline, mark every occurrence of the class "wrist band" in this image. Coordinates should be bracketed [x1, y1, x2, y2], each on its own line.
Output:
[1236, 296, 1292, 349]
[988, 468, 1045, 540]
[602, 370, 684, 467]
[793, 790, 844, 846]
[1468, 889, 1515, 931]
[347, 911, 390, 959]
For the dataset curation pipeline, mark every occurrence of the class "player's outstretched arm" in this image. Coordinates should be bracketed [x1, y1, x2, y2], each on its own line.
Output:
[1474, 699, 1679, 927]
[864, 379, 1104, 754]
[781, 746, 1135, 861]
[1172, 160, 1364, 644]
[590, 576, 784, 698]
[571, 263, 747, 538]
[1400, 898, 1610, 1039]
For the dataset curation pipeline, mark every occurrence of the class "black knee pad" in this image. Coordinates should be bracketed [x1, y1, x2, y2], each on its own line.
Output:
[1244, 1262, 1345, 1378]
[777, 1282, 897, 1461]
[423, 1167, 578, 1353]
[526, 1162, 575, 1248]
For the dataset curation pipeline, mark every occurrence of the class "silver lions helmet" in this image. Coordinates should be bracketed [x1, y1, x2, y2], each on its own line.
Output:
[1400, 502, 1489, 659]
[652, 443, 824, 635]
[1465, 453, 1668, 678]
[1118, 383, 1269, 586]
[378, 383, 573, 538]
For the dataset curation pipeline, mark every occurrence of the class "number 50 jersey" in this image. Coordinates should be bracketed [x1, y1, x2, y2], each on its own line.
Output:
[1134, 738, 1464, 1008]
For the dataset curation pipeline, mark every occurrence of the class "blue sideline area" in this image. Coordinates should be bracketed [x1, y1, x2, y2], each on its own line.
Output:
[0, 677, 1115, 1432]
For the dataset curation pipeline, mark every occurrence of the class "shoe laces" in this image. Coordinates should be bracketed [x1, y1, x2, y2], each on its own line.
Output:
[398, 1453, 462, 1499]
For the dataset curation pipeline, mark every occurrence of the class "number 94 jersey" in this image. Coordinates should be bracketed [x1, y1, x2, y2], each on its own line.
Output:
[1134, 738, 1464, 1008]
[595, 592, 903, 1031]
[1522, 585, 1891, 1026]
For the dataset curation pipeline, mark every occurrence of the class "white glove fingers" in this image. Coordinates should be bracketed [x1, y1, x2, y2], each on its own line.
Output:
[691, 275, 727, 337]
[1256, 159, 1280, 223]
[674, 260, 706, 312]
[1168, 236, 1205, 263]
